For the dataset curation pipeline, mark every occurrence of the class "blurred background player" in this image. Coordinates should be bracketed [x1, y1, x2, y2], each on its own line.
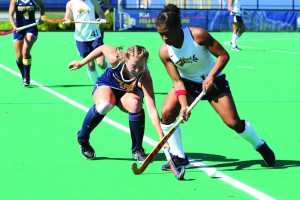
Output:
[96, 0, 113, 41]
[64, 0, 108, 84]
[68, 45, 167, 163]
[155, 4, 275, 171]
[98, 0, 113, 15]
[8, 0, 45, 86]
[228, 0, 246, 51]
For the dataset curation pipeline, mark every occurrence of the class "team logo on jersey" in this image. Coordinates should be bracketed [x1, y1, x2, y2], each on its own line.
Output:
[17, 5, 35, 12]
[176, 54, 198, 67]
[113, 74, 137, 92]
[78, 9, 90, 14]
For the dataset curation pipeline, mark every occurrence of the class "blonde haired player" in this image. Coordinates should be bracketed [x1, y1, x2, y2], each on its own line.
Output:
[68, 45, 168, 163]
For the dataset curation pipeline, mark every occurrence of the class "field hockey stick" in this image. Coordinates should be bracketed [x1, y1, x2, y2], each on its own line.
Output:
[0, 22, 38, 36]
[131, 91, 205, 175]
[41, 15, 107, 24]
[163, 148, 185, 180]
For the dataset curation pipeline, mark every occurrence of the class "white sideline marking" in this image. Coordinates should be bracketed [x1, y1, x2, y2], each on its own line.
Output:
[223, 38, 300, 55]
[0, 64, 275, 200]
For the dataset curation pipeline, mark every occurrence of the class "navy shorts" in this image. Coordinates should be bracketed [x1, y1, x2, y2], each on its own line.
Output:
[182, 74, 231, 101]
[230, 15, 244, 23]
[76, 37, 104, 58]
[13, 26, 38, 40]
[92, 84, 144, 104]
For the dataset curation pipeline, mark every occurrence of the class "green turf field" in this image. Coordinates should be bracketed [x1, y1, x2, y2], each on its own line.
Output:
[1, 31, 300, 200]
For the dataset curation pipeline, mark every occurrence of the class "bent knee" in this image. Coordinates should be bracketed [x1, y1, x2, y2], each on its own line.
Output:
[225, 119, 245, 133]
[95, 102, 113, 115]
[127, 97, 143, 113]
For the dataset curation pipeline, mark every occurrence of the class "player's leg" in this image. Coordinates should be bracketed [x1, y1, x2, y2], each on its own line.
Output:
[77, 86, 115, 159]
[210, 78, 275, 166]
[119, 89, 147, 163]
[13, 38, 24, 80]
[93, 37, 110, 72]
[237, 21, 246, 37]
[160, 88, 190, 170]
[76, 40, 99, 84]
[231, 22, 240, 50]
[87, 60, 99, 84]
[21, 33, 36, 86]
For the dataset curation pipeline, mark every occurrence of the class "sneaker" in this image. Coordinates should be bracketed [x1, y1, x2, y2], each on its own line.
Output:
[22, 77, 30, 87]
[78, 141, 95, 160]
[256, 141, 276, 166]
[162, 155, 190, 171]
[132, 148, 147, 163]
[231, 46, 241, 51]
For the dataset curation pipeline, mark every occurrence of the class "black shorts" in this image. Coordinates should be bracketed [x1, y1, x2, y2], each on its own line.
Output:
[182, 74, 231, 101]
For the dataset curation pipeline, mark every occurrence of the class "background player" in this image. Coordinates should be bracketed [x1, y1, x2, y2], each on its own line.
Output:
[8, 0, 45, 86]
[64, 0, 108, 84]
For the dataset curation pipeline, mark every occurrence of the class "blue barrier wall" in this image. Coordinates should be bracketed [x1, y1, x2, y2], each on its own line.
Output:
[115, 9, 300, 31]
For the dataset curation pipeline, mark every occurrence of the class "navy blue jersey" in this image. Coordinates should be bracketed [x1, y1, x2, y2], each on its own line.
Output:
[96, 63, 142, 92]
[15, 0, 37, 27]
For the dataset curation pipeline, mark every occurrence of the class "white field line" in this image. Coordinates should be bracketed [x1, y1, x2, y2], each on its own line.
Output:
[0, 64, 276, 200]
[223, 38, 300, 55]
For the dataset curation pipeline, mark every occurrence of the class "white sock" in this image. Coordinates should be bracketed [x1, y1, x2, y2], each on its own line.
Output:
[87, 69, 98, 84]
[239, 120, 264, 149]
[231, 34, 238, 47]
[161, 121, 185, 158]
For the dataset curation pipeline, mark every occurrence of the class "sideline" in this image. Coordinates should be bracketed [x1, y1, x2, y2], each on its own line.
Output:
[0, 63, 276, 200]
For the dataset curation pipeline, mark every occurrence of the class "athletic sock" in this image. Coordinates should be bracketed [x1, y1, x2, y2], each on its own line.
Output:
[87, 69, 98, 84]
[231, 33, 238, 47]
[16, 60, 24, 78]
[129, 109, 145, 152]
[78, 105, 105, 142]
[239, 120, 264, 149]
[23, 56, 31, 79]
[161, 121, 185, 158]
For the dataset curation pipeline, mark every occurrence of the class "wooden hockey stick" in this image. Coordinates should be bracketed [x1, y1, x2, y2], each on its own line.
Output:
[163, 148, 185, 180]
[0, 22, 38, 36]
[41, 15, 107, 24]
[131, 91, 205, 175]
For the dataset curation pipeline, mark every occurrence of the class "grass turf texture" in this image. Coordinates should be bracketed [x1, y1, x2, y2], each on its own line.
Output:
[0, 31, 300, 200]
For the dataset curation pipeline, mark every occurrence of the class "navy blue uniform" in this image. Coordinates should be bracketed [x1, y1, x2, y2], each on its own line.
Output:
[94, 63, 144, 101]
[13, 0, 38, 40]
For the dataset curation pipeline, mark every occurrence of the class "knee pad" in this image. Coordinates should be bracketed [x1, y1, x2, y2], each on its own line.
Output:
[95, 102, 113, 115]
[23, 57, 32, 66]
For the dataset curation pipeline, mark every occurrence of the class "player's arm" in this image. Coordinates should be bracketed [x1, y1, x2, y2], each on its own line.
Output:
[63, 1, 72, 22]
[140, 68, 166, 143]
[158, 45, 189, 120]
[192, 27, 229, 93]
[68, 44, 117, 70]
[228, 0, 233, 12]
[35, 0, 45, 17]
[8, 0, 17, 29]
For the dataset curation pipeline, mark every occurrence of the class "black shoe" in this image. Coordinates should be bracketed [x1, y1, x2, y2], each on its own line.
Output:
[22, 77, 30, 86]
[78, 141, 95, 160]
[256, 141, 276, 166]
[162, 155, 190, 171]
[132, 148, 147, 163]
